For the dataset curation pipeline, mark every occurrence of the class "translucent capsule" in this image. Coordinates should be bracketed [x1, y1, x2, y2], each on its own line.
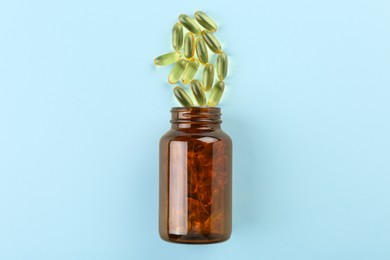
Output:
[201, 30, 222, 53]
[172, 22, 183, 52]
[194, 11, 218, 32]
[195, 38, 208, 64]
[178, 14, 201, 35]
[154, 52, 181, 66]
[168, 59, 187, 84]
[217, 52, 228, 80]
[183, 32, 195, 59]
[190, 79, 206, 106]
[173, 86, 194, 107]
[208, 80, 225, 107]
[182, 59, 200, 84]
[202, 63, 214, 92]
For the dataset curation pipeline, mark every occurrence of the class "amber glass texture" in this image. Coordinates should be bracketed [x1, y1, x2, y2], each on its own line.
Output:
[159, 107, 232, 244]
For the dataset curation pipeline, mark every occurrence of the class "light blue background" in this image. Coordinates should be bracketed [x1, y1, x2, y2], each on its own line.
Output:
[0, 0, 389, 259]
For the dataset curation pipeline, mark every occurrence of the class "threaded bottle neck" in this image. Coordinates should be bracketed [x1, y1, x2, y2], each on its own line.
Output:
[170, 107, 222, 130]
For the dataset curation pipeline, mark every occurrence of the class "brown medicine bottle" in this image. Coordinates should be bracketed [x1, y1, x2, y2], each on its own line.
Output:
[159, 107, 232, 244]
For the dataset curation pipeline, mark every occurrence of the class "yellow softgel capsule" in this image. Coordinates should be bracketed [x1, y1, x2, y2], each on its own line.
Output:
[182, 59, 200, 84]
[172, 22, 183, 52]
[154, 52, 181, 66]
[202, 63, 214, 92]
[208, 80, 225, 107]
[190, 79, 206, 106]
[168, 59, 187, 84]
[194, 11, 218, 32]
[217, 52, 228, 80]
[173, 86, 194, 107]
[183, 32, 195, 59]
[201, 30, 222, 53]
[178, 14, 201, 35]
[195, 37, 208, 64]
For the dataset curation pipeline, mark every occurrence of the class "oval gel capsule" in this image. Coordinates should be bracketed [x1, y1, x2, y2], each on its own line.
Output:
[172, 22, 183, 52]
[217, 52, 228, 80]
[190, 79, 206, 106]
[168, 59, 187, 84]
[154, 52, 181, 66]
[173, 86, 194, 107]
[182, 59, 200, 84]
[201, 30, 222, 53]
[178, 14, 201, 35]
[202, 63, 214, 92]
[184, 32, 195, 59]
[208, 80, 225, 107]
[194, 11, 218, 32]
[195, 37, 208, 64]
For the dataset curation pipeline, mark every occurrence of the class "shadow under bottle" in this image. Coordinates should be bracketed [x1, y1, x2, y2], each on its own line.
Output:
[159, 107, 232, 244]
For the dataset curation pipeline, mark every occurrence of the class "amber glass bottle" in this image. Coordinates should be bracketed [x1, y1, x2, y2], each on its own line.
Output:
[159, 107, 232, 244]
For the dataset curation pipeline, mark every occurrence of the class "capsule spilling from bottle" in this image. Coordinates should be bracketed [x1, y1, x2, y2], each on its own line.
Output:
[190, 79, 206, 106]
[208, 80, 225, 107]
[173, 86, 194, 107]
[154, 11, 229, 108]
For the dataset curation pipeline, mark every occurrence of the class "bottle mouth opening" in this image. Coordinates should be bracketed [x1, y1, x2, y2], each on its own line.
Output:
[170, 107, 222, 124]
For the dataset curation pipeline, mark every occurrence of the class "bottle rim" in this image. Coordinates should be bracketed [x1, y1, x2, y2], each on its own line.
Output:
[170, 107, 222, 125]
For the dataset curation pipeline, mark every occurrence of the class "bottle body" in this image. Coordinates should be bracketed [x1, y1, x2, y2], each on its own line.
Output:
[159, 107, 232, 244]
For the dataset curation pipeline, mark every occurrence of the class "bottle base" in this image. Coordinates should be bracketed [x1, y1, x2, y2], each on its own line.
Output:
[160, 233, 231, 244]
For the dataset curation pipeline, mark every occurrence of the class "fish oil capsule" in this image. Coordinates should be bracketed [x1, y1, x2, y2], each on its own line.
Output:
[208, 80, 225, 107]
[183, 33, 195, 59]
[168, 59, 187, 84]
[178, 14, 201, 35]
[202, 63, 214, 92]
[154, 52, 181, 66]
[194, 11, 218, 32]
[172, 22, 183, 52]
[173, 86, 194, 107]
[217, 52, 228, 80]
[190, 79, 206, 106]
[195, 38, 208, 64]
[182, 59, 200, 84]
[201, 30, 222, 53]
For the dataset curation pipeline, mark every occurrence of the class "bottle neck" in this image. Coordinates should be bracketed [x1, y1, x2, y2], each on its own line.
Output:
[170, 107, 222, 130]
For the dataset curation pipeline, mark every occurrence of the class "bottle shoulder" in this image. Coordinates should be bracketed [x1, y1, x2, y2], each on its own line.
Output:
[160, 128, 231, 145]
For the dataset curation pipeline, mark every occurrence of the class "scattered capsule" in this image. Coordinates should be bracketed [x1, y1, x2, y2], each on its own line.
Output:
[190, 79, 206, 106]
[195, 38, 208, 64]
[168, 59, 187, 84]
[183, 32, 195, 59]
[202, 63, 214, 92]
[154, 52, 181, 66]
[201, 30, 222, 53]
[194, 11, 218, 32]
[208, 80, 225, 107]
[217, 52, 228, 80]
[172, 22, 183, 52]
[173, 86, 194, 107]
[182, 59, 200, 84]
[178, 14, 201, 35]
